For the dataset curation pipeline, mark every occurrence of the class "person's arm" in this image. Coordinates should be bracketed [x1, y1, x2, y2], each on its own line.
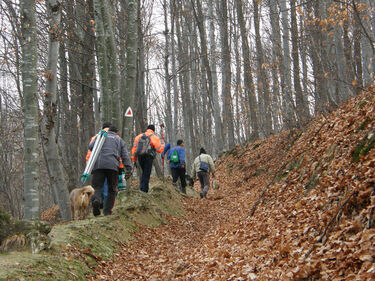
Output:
[131, 134, 140, 162]
[120, 139, 133, 176]
[208, 155, 215, 175]
[167, 147, 172, 160]
[88, 136, 97, 151]
[190, 158, 196, 179]
[162, 143, 170, 158]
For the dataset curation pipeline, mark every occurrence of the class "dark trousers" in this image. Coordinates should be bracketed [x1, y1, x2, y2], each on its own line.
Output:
[171, 167, 186, 193]
[92, 169, 118, 215]
[138, 156, 154, 193]
[198, 171, 210, 197]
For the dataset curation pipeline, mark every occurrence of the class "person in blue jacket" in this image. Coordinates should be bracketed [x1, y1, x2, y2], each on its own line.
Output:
[167, 139, 187, 193]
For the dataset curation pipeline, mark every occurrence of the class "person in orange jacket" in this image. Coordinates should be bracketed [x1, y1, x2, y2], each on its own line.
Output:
[131, 124, 164, 192]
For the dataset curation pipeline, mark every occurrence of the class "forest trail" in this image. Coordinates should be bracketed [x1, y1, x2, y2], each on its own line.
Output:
[89, 88, 375, 280]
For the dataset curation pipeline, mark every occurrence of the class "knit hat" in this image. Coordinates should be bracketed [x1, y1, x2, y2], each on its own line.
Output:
[200, 147, 206, 154]
[147, 124, 155, 132]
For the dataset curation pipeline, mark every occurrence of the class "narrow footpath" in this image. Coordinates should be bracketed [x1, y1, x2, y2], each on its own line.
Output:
[87, 179, 241, 280]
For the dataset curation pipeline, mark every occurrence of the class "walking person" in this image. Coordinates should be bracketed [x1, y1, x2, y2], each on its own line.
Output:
[191, 147, 215, 198]
[131, 125, 164, 193]
[167, 140, 187, 194]
[89, 125, 132, 216]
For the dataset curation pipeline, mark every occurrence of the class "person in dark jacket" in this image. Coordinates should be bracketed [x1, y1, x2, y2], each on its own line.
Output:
[89, 125, 132, 216]
[167, 139, 186, 193]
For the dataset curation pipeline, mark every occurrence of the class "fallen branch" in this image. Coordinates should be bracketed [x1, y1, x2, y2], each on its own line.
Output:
[304, 191, 357, 260]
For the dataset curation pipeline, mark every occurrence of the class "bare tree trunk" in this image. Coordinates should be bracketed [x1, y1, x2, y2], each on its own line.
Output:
[353, 2, 363, 92]
[122, 0, 138, 144]
[192, 0, 223, 154]
[65, 2, 81, 187]
[58, 39, 76, 193]
[93, 0, 110, 122]
[20, 0, 40, 220]
[268, 0, 283, 132]
[163, 0, 174, 144]
[290, 0, 309, 124]
[100, 1, 120, 123]
[360, 0, 373, 86]
[280, 0, 296, 128]
[135, 3, 147, 134]
[253, 0, 272, 137]
[236, 0, 259, 139]
[77, 0, 96, 176]
[41, 0, 71, 221]
[170, 0, 178, 147]
[176, 2, 195, 167]
[217, 0, 235, 148]
[207, 0, 223, 154]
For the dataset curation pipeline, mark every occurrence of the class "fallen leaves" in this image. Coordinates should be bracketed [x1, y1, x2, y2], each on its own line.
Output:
[87, 88, 375, 280]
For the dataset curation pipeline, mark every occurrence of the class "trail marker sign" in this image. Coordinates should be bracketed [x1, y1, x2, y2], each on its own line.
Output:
[125, 107, 133, 117]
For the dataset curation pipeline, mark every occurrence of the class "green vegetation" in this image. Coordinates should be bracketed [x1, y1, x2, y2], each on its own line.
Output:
[0, 181, 186, 281]
[358, 101, 367, 109]
[352, 133, 375, 162]
[357, 118, 374, 131]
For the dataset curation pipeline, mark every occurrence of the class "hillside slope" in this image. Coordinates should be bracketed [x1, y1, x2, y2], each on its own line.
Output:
[91, 88, 375, 280]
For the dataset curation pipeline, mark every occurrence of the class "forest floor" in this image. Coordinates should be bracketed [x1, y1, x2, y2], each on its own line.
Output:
[88, 88, 375, 280]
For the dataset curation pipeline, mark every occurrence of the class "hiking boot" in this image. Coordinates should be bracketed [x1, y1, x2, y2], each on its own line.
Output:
[200, 192, 203, 198]
[181, 186, 186, 194]
[92, 199, 101, 217]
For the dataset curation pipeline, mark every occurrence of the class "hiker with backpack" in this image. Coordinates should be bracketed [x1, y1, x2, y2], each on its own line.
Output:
[85, 122, 126, 205]
[89, 125, 133, 216]
[191, 147, 215, 198]
[131, 124, 165, 193]
[167, 140, 187, 194]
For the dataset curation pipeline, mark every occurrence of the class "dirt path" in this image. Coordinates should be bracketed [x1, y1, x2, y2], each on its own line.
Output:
[87, 184, 238, 280]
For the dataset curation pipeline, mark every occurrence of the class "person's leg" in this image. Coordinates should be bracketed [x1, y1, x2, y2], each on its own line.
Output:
[198, 171, 205, 198]
[138, 156, 146, 190]
[103, 170, 118, 215]
[202, 172, 210, 198]
[139, 156, 153, 193]
[178, 168, 186, 194]
[91, 170, 106, 216]
[171, 168, 179, 188]
[100, 178, 108, 209]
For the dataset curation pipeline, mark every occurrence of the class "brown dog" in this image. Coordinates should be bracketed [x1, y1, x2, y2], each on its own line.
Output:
[69, 185, 95, 220]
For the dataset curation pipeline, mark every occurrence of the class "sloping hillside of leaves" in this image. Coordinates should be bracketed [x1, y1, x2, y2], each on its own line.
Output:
[90, 88, 375, 280]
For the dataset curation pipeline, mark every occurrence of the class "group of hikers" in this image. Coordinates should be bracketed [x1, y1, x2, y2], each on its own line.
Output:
[86, 122, 215, 217]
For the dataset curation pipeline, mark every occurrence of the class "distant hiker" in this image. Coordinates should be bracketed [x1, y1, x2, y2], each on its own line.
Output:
[89, 125, 132, 216]
[191, 147, 215, 198]
[131, 124, 165, 193]
[167, 139, 187, 194]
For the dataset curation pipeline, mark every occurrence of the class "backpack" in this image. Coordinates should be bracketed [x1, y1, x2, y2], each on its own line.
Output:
[135, 133, 153, 156]
[170, 149, 180, 164]
[199, 155, 209, 172]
